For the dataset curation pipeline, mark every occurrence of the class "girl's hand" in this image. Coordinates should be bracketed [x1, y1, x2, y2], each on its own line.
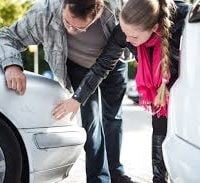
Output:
[52, 98, 81, 120]
[154, 84, 169, 107]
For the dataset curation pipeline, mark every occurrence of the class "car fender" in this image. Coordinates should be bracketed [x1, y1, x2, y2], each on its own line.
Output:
[0, 69, 78, 129]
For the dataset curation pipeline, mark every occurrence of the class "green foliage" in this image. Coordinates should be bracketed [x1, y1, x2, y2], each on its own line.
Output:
[0, 0, 50, 74]
[128, 61, 137, 79]
[0, 0, 32, 28]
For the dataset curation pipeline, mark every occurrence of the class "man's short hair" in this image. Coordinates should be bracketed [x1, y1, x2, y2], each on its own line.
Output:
[64, 0, 103, 20]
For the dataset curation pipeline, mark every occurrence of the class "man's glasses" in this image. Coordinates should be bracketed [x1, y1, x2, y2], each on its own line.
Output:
[63, 18, 93, 33]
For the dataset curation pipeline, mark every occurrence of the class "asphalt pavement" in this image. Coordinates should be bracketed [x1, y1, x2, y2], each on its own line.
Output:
[62, 96, 153, 183]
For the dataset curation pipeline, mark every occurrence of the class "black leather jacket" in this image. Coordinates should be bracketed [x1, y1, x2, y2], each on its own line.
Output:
[73, 0, 189, 105]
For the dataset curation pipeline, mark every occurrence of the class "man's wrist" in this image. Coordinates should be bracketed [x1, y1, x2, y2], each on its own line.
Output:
[72, 93, 82, 104]
[4, 65, 23, 72]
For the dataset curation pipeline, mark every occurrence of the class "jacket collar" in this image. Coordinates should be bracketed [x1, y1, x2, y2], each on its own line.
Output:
[49, 0, 65, 32]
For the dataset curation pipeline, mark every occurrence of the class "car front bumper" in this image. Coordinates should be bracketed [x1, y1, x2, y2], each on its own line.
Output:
[19, 125, 86, 183]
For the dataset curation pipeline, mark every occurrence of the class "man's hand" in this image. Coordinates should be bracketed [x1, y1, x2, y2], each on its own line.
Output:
[5, 66, 26, 95]
[52, 98, 81, 120]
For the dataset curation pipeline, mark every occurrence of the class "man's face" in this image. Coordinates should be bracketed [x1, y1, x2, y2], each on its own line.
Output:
[62, 5, 97, 35]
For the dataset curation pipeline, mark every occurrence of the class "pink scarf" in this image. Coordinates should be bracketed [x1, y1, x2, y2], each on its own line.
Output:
[136, 33, 168, 117]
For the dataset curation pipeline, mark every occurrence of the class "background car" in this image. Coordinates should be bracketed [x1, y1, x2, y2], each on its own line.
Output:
[42, 70, 54, 79]
[119, 55, 139, 105]
[163, 2, 200, 182]
[0, 69, 86, 183]
[126, 79, 139, 104]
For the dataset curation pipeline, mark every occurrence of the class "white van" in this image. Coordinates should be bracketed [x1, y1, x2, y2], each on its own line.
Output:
[163, 1, 200, 182]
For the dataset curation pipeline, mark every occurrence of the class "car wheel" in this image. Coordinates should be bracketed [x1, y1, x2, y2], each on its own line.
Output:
[0, 118, 22, 183]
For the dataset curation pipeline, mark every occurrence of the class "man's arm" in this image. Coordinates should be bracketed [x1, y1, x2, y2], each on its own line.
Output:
[72, 24, 127, 105]
[0, 2, 46, 94]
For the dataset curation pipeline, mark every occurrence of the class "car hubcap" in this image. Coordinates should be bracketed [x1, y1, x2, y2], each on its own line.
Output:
[0, 147, 6, 182]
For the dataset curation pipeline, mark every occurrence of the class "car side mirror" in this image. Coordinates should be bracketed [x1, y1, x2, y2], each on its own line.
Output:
[189, 0, 200, 23]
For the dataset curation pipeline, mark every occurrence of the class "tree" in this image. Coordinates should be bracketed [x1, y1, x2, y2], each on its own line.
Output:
[0, 0, 32, 28]
[0, 0, 50, 74]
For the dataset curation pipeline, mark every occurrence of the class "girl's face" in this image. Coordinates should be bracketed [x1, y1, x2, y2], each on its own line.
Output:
[120, 17, 158, 47]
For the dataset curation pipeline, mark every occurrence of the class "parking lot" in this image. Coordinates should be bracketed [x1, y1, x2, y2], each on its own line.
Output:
[62, 96, 153, 183]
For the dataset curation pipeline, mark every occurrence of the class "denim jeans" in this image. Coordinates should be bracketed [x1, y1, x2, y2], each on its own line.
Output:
[67, 60, 127, 183]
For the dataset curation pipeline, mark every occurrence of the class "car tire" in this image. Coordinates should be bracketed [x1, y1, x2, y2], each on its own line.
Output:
[0, 118, 22, 183]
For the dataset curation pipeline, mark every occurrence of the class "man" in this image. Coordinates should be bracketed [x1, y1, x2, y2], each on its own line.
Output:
[0, 0, 132, 182]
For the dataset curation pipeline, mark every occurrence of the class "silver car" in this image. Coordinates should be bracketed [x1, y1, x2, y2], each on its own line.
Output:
[0, 69, 86, 183]
[163, 2, 200, 182]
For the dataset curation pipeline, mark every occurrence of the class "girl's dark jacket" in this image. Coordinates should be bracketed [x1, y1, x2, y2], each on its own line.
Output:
[73, 0, 189, 105]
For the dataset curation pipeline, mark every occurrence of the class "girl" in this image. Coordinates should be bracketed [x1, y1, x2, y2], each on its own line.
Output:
[118, 0, 188, 182]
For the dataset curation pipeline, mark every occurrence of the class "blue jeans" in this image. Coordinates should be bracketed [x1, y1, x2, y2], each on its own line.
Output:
[67, 60, 127, 183]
